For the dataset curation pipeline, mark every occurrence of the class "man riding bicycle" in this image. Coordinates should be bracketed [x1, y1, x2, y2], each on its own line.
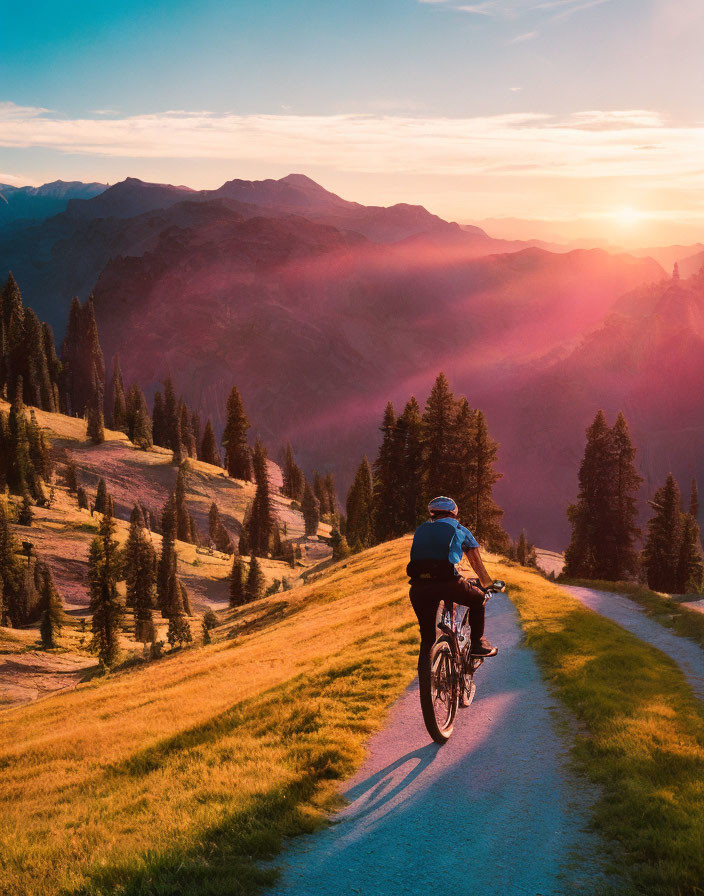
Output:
[407, 496, 502, 678]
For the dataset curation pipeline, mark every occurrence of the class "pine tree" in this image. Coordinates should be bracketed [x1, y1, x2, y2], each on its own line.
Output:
[88, 509, 123, 667]
[60, 295, 105, 418]
[129, 387, 153, 450]
[191, 411, 202, 460]
[565, 411, 643, 581]
[282, 442, 304, 501]
[643, 474, 683, 592]
[132, 390, 154, 451]
[222, 386, 252, 480]
[396, 397, 424, 532]
[346, 458, 373, 549]
[109, 356, 127, 432]
[157, 495, 177, 616]
[464, 410, 506, 550]
[94, 478, 109, 515]
[0, 502, 22, 626]
[690, 477, 699, 522]
[565, 411, 615, 579]
[64, 457, 79, 494]
[301, 480, 320, 537]
[152, 391, 166, 447]
[245, 555, 265, 601]
[171, 413, 185, 465]
[38, 562, 64, 649]
[86, 366, 105, 444]
[125, 505, 157, 646]
[200, 419, 221, 466]
[27, 409, 51, 482]
[77, 486, 88, 510]
[248, 440, 274, 554]
[330, 527, 351, 561]
[313, 471, 330, 518]
[372, 402, 400, 543]
[174, 464, 194, 544]
[163, 377, 180, 451]
[421, 373, 456, 501]
[42, 321, 62, 412]
[7, 381, 35, 497]
[676, 513, 704, 594]
[610, 412, 643, 580]
[229, 555, 245, 607]
[516, 531, 537, 567]
[179, 401, 197, 458]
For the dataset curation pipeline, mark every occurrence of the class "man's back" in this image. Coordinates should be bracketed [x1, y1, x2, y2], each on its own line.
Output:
[411, 517, 479, 568]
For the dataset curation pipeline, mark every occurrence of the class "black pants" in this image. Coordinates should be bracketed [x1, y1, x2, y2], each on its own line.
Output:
[409, 576, 485, 676]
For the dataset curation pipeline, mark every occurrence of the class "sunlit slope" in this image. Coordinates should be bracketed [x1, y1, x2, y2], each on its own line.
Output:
[0, 399, 322, 616]
[0, 538, 424, 895]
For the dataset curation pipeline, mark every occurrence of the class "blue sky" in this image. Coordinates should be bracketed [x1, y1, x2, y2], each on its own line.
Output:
[2, 0, 704, 242]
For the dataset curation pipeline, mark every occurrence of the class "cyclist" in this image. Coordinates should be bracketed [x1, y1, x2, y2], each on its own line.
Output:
[407, 496, 503, 678]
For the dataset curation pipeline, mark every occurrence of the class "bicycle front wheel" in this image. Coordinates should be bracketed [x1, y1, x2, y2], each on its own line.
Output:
[419, 636, 458, 744]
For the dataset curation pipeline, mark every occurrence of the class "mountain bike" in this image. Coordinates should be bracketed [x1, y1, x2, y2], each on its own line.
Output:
[419, 579, 506, 744]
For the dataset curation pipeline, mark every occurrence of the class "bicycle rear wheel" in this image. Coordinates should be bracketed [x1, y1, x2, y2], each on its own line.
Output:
[419, 636, 458, 744]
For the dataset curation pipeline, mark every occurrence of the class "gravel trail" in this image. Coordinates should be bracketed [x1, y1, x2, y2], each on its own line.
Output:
[564, 586, 704, 702]
[266, 596, 610, 896]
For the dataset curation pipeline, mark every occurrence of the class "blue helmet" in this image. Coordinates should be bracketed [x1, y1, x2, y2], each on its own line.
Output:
[428, 496, 458, 517]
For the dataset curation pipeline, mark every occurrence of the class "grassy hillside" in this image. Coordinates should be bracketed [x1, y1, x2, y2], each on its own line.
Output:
[2, 398, 330, 613]
[3, 538, 704, 894]
[0, 540, 422, 896]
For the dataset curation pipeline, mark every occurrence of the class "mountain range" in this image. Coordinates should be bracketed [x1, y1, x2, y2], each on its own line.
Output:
[2, 173, 703, 547]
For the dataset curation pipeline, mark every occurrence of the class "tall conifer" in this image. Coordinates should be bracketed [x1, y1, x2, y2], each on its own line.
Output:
[200, 419, 221, 466]
[282, 442, 304, 501]
[109, 356, 127, 432]
[152, 391, 166, 447]
[38, 562, 64, 649]
[642, 474, 683, 592]
[421, 373, 456, 500]
[229, 555, 245, 607]
[222, 386, 252, 480]
[346, 458, 373, 549]
[249, 440, 274, 554]
[301, 480, 320, 537]
[372, 402, 400, 542]
[88, 509, 123, 667]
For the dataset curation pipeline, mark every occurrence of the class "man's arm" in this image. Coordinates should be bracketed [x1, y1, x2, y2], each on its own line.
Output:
[464, 547, 493, 589]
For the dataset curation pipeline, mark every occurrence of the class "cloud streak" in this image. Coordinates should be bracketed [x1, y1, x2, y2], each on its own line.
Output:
[444, 0, 612, 21]
[1, 102, 703, 186]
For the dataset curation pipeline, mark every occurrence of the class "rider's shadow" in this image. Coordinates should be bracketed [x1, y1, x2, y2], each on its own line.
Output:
[341, 743, 440, 822]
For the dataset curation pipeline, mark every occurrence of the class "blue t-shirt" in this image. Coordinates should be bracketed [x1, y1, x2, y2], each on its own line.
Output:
[410, 518, 479, 569]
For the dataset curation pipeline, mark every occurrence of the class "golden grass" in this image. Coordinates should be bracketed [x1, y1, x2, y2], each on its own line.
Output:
[505, 562, 704, 895]
[3, 540, 704, 895]
[0, 539, 424, 895]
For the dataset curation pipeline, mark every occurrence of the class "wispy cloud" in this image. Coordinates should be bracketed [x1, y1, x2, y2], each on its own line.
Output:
[1, 102, 702, 188]
[436, 0, 612, 20]
[508, 30, 539, 43]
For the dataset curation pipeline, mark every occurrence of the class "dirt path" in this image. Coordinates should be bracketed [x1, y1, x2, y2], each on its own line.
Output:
[266, 596, 611, 896]
[564, 586, 704, 702]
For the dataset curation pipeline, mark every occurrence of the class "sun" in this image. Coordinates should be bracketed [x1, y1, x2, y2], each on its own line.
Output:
[613, 207, 646, 228]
